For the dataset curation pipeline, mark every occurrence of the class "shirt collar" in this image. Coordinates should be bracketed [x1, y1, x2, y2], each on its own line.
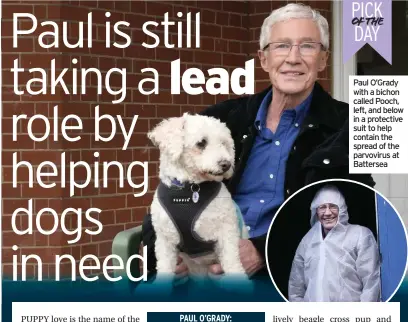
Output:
[254, 89, 272, 131]
[254, 89, 313, 131]
[295, 91, 313, 126]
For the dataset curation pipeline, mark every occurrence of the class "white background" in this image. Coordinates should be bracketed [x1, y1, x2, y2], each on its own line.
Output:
[12, 302, 400, 322]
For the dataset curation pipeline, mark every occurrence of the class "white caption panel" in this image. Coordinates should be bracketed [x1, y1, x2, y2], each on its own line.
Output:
[350, 76, 408, 173]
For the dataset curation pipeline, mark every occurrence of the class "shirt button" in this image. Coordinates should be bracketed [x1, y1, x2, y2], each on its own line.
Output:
[258, 125, 261, 130]
[260, 199, 265, 203]
[308, 124, 314, 128]
[286, 189, 290, 195]
[269, 174, 274, 179]
[246, 226, 251, 231]
[295, 123, 299, 127]
[275, 141, 280, 146]
[242, 135, 247, 139]
[323, 158, 330, 165]
[293, 146, 296, 151]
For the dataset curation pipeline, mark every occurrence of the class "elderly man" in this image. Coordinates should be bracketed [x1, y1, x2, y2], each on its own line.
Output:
[289, 185, 380, 302]
[142, 3, 374, 280]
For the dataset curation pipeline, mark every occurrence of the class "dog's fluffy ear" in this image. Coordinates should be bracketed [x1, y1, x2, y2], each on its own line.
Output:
[148, 115, 186, 161]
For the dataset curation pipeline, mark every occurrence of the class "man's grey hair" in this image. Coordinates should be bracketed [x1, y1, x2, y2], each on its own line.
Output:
[259, 3, 330, 51]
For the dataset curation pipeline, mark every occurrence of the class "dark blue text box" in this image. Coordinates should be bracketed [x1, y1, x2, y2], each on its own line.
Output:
[147, 312, 264, 322]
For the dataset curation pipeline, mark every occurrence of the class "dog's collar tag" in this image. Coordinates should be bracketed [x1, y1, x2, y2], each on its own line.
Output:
[191, 184, 200, 203]
[192, 191, 199, 203]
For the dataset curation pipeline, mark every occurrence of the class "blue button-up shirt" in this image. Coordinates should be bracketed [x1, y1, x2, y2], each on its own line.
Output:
[233, 89, 312, 238]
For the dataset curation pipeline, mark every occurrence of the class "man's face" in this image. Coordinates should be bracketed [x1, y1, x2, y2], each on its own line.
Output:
[317, 203, 339, 231]
[258, 18, 328, 96]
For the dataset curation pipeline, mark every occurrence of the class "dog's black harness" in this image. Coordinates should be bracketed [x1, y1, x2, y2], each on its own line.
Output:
[157, 180, 222, 257]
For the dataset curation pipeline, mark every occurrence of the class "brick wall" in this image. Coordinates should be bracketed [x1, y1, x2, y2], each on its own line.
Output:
[2, 0, 333, 279]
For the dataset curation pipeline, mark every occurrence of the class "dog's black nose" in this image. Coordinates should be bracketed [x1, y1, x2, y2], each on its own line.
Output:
[219, 160, 231, 172]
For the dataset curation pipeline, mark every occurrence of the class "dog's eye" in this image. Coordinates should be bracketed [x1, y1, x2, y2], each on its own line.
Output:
[196, 138, 207, 149]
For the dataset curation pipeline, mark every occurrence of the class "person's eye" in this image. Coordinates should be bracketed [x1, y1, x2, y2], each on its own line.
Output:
[319, 205, 331, 211]
[196, 138, 207, 149]
[301, 43, 315, 49]
[275, 43, 290, 49]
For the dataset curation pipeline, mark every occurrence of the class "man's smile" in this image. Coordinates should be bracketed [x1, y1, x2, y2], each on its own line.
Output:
[280, 70, 305, 76]
[322, 217, 336, 224]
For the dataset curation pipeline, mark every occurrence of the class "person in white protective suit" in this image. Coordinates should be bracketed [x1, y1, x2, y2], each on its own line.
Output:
[288, 184, 381, 302]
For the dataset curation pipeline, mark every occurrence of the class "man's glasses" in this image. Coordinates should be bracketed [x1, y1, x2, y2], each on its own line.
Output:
[262, 42, 325, 56]
[317, 203, 339, 213]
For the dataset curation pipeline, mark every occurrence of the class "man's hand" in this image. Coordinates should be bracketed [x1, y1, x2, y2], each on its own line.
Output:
[208, 239, 265, 277]
[175, 256, 188, 276]
[174, 256, 189, 285]
[238, 239, 264, 276]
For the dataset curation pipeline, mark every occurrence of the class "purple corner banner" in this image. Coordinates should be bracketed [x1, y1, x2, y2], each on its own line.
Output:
[343, 0, 392, 64]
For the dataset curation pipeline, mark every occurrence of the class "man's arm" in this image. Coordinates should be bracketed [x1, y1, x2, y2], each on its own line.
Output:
[356, 229, 381, 302]
[288, 241, 307, 302]
[250, 234, 266, 260]
[239, 239, 265, 277]
[303, 118, 375, 187]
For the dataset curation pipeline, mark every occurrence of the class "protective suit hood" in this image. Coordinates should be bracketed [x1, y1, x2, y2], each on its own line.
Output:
[310, 185, 349, 227]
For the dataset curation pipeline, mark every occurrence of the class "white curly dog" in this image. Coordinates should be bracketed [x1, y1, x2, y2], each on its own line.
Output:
[147, 113, 250, 289]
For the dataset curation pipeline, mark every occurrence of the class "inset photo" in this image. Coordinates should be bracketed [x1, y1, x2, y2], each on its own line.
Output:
[266, 180, 408, 302]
